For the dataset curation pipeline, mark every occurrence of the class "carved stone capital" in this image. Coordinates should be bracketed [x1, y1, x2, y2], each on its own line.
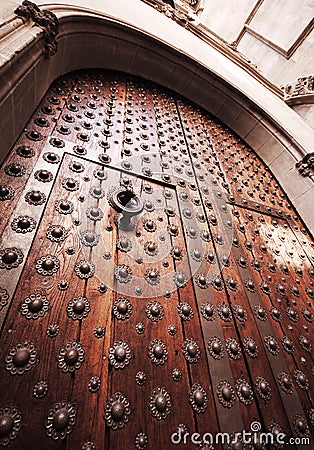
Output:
[14, 1, 59, 58]
[296, 153, 314, 177]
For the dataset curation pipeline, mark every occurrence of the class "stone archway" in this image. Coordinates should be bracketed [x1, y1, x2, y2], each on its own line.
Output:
[0, 3, 313, 233]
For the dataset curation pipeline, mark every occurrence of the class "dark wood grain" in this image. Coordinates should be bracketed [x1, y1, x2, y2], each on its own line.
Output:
[0, 70, 312, 450]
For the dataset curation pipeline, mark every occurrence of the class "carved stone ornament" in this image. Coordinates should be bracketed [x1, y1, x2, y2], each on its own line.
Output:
[5, 341, 38, 375]
[109, 340, 132, 369]
[149, 386, 172, 420]
[15, 1, 59, 58]
[104, 392, 131, 429]
[216, 380, 236, 408]
[57, 341, 84, 373]
[46, 401, 76, 440]
[0, 406, 22, 446]
[20, 292, 49, 320]
[0, 247, 24, 270]
[148, 339, 168, 366]
[189, 383, 208, 414]
[113, 297, 132, 320]
[182, 338, 200, 363]
[282, 75, 314, 102]
[255, 376, 271, 401]
[145, 301, 164, 322]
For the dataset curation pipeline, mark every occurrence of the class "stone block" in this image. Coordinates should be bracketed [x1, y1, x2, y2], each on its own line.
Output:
[232, 112, 259, 142]
[244, 121, 272, 150]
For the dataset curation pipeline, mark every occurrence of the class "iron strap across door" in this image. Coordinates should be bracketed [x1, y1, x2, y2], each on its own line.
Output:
[0, 70, 313, 450]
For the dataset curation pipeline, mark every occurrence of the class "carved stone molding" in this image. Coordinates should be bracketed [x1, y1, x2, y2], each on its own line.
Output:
[281, 76, 314, 105]
[296, 153, 314, 178]
[141, 0, 196, 26]
[14, 1, 59, 58]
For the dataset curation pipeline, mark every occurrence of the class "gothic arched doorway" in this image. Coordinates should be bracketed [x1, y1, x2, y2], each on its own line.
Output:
[0, 70, 313, 449]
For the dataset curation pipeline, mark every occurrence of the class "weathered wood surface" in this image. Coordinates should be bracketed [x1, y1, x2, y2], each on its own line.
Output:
[0, 70, 312, 450]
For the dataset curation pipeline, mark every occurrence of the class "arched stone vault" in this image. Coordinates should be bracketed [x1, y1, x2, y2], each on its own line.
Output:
[0, 1, 313, 232]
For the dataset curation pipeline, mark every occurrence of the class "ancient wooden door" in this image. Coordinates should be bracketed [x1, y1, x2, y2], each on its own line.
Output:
[0, 70, 313, 450]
